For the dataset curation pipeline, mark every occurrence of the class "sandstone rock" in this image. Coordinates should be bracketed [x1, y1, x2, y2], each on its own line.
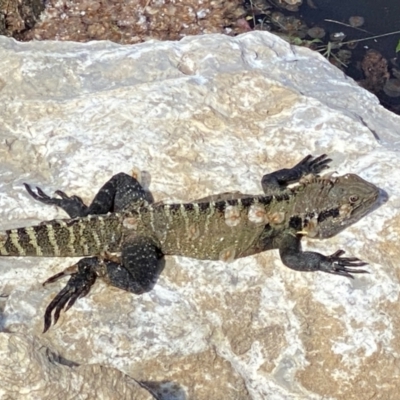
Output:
[0, 332, 153, 399]
[0, 32, 399, 399]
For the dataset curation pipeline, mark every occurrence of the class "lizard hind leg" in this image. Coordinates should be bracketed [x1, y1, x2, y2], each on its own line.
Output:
[42, 257, 98, 333]
[41, 237, 164, 332]
[114, 237, 165, 294]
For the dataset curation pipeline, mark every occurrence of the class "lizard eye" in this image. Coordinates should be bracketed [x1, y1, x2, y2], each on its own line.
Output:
[349, 195, 359, 204]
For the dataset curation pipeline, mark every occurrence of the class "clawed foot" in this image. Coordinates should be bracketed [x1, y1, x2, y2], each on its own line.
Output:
[24, 183, 88, 218]
[295, 154, 332, 176]
[42, 258, 98, 333]
[320, 249, 368, 278]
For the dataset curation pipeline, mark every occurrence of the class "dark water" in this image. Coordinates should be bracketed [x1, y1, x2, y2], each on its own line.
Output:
[303, 0, 400, 34]
[302, 0, 400, 60]
[299, 0, 400, 111]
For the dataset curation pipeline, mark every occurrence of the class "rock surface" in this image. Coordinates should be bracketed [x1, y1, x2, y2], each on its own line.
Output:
[0, 332, 153, 399]
[0, 32, 399, 399]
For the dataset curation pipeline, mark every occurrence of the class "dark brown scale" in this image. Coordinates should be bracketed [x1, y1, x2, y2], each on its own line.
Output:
[16, 228, 37, 254]
[167, 204, 182, 213]
[257, 196, 275, 206]
[183, 203, 195, 212]
[210, 201, 226, 213]
[197, 202, 210, 212]
[289, 216, 302, 231]
[2, 237, 18, 255]
[317, 208, 340, 223]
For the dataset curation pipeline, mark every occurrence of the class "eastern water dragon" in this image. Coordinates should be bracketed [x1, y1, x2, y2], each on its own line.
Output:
[0, 154, 380, 332]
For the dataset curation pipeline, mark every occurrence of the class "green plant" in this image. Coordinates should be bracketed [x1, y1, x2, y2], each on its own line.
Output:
[396, 39, 400, 53]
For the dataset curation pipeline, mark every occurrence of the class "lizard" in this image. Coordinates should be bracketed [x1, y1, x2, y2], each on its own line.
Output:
[0, 154, 380, 332]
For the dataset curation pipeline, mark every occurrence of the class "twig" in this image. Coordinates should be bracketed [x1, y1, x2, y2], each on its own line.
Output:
[324, 19, 372, 34]
[340, 30, 400, 45]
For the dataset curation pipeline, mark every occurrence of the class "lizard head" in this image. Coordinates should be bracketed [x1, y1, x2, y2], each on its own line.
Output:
[295, 173, 381, 239]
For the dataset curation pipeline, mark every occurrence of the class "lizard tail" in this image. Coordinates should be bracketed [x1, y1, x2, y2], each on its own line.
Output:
[0, 214, 123, 257]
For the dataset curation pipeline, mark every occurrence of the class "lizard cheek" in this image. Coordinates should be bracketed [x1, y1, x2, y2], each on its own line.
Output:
[302, 216, 320, 238]
[339, 204, 352, 218]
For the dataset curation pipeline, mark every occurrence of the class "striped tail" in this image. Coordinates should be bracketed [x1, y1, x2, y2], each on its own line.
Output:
[0, 214, 124, 257]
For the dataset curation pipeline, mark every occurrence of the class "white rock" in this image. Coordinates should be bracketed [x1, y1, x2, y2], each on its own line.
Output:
[0, 32, 399, 400]
[0, 332, 153, 399]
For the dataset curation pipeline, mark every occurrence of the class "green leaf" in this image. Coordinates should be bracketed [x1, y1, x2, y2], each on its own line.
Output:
[396, 39, 400, 53]
[292, 37, 304, 46]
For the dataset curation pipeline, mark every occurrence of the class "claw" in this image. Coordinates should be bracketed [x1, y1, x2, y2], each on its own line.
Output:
[24, 183, 61, 207]
[309, 154, 332, 175]
[327, 250, 369, 279]
[36, 186, 50, 199]
[24, 183, 41, 199]
[54, 190, 86, 207]
[42, 258, 98, 333]
[54, 190, 70, 199]
[24, 182, 88, 218]
[330, 249, 345, 258]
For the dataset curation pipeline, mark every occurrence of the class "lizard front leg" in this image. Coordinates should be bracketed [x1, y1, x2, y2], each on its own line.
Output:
[41, 236, 163, 332]
[278, 233, 368, 278]
[261, 154, 331, 194]
[24, 172, 150, 218]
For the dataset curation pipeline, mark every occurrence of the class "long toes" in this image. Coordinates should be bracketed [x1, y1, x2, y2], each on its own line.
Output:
[42, 264, 79, 286]
[43, 271, 67, 286]
[53, 292, 72, 326]
[337, 256, 363, 262]
[347, 261, 368, 267]
[313, 160, 332, 173]
[315, 159, 331, 170]
[300, 155, 313, 165]
[337, 259, 368, 267]
[310, 154, 332, 172]
[55, 190, 70, 199]
[334, 270, 355, 279]
[43, 308, 53, 333]
[36, 187, 50, 198]
[24, 183, 39, 199]
[43, 286, 77, 332]
[65, 291, 82, 312]
[43, 294, 65, 333]
[312, 154, 328, 163]
[330, 249, 345, 258]
[333, 266, 369, 279]
[343, 268, 369, 274]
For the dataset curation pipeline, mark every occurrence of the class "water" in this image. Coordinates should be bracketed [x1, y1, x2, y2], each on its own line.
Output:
[266, 0, 400, 113]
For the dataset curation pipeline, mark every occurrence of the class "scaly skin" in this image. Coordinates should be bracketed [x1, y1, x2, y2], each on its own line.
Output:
[0, 155, 381, 332]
